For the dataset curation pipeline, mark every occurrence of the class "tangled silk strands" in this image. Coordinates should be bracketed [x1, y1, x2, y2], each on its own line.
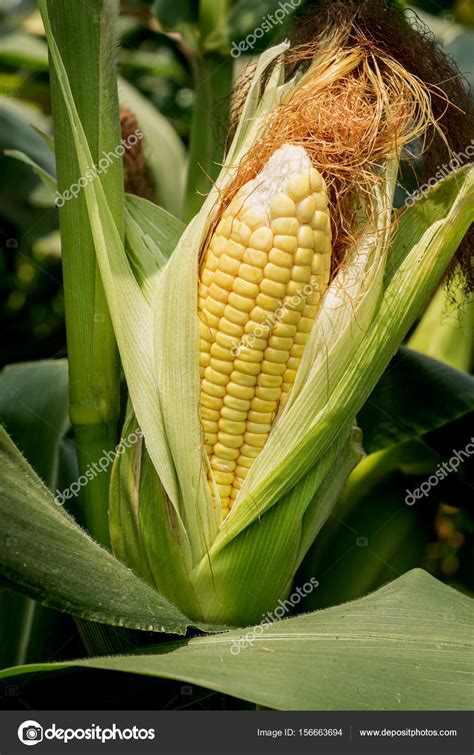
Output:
[220, 27, 444, 274]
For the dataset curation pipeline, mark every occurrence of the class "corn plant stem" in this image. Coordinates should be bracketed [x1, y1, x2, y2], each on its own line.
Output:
[46, 0, 124, 547]
[184, 52, 233, 221]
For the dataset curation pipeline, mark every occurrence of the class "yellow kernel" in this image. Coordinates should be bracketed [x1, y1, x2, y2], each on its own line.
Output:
[233, 222, 251, 246]
[309, 167, 323, 192]
[256, 293, 280, 311]
[287, 173, 310, 201]
[226, 239, 246, 259]
[213, 471, 234, 485]
[241, 208, 264, 227]
[303, 304, 318, 319]
[202, 378, 226, 398]
[279, 306, 301, 323]
[200, 392, 222, 410]
[233, 360, 260, 377]
[249, 227, 273, 252]
[236, 346, 264, 363]
[236, 455, 254, 468]
[221, 407, 247, 421]
[219, 418, 246, 435]
[268, 335, 293, 350]
[239, 263, 263, 284]
[270, 193, 296, 217]
[297, 195, 317, 223]
[212, 459, 236, 474]
[248, 409, 274, 422]
[199, 320, 215, 340]
[291, 265, 312, 283]
[313, 230, 326, 252]
[201, 268, 213, 286]
[287, 357, 300, 370]
[240, 442, 261, 458]
[201, 310, 220, 328]
[274, 235, 297, 253]
[247, 421, 272, 433]
[219, 318, 243, 338]
[298, 317, 313, 333]
[264, 262, 291, 283]
[257, 375, 282, 389]
[269, 248, 293, 267]
[224, 304, 250, 325]
[291, 343, 305, 358]
[313, 192, 329, 210]
[235, 465, 250, 479]
[210, 343, 232, 361]
[216, 331, 238, 349]
[283, 368, 297, 383]
[218, 432, 244, 449]
[244, 431, 267, 448]
[206, 297, 226, 316]
[261, 279, 287, 299]
[201, 406, 220, 421]
[250, 306, 269, 324]
[255, 384, 280, 401]
[204, 433, 218, 446]
[219, 253, 241, 275]
[261, 359, 286, 375]
[217, 484, 232, 499]
[297, 225, 314, 248]
[199, 352, 210, 368]
[223, 395, 251, 412]
[311, 211, 328, 231]
[227, 382, 254, 400]
[311, 254, 325, 275]
[217, 217, 232, 237]
[210, 358, 233, 375]
[214, 443, 240, 460]
[306, 289, 321, 305]
[211, 235, 226, 254]
[272, 322, 296, 337]
[231, 371, 257, 387]
[204, 366, 229, 387]
[271, 217, 299, 235]
[294, 332, 309, 345]
[243, 248, 267, 268]
[250, 397, 277, 413]
[233, 278, 259, 306]
[228, 292, 254, 313]
[202, 419, 218, 433]
[294, 247, 313, 265]
[214, 270, 234, 291]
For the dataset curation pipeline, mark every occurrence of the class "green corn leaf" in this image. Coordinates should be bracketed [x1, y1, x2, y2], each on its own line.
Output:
[0, 426, 191, 634]
[358, 346, 474, 454]
[0, 570, 472, 711]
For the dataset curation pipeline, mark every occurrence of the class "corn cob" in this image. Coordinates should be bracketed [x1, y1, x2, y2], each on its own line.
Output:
[198, 145, 332, 516]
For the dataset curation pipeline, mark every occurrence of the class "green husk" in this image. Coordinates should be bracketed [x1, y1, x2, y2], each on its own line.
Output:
[39, 0, 474, 624]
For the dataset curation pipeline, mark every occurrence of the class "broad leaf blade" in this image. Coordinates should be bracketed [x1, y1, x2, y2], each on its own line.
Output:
[0, 427, 190, 634]
[1, 570, 471, 710]
[359, 346, 474, 454]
